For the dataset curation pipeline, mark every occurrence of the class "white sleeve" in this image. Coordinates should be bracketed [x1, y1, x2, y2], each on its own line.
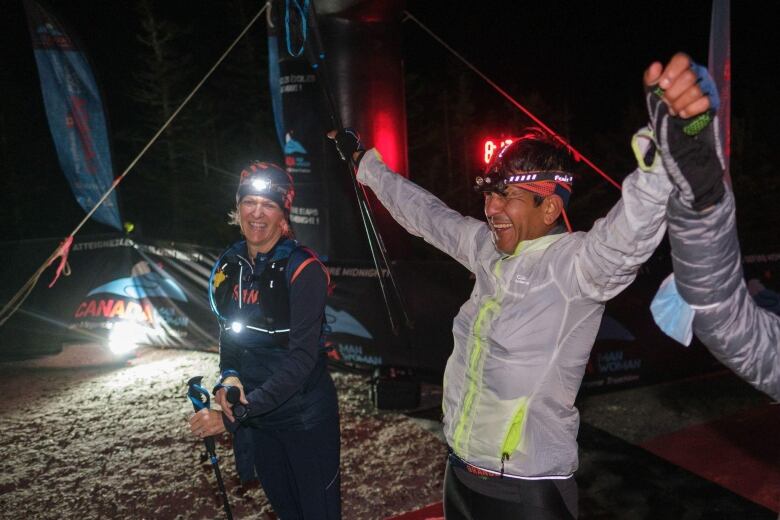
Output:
[572, 129, 673, 301]
[357, 149, 488, 272]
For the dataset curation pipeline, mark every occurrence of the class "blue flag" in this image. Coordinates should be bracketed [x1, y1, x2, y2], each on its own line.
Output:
[24, 0, 122, 230]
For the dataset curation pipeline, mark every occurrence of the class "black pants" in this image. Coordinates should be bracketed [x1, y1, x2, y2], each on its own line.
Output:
[250, 414, 341, 520]
[443, 462, 577, 519]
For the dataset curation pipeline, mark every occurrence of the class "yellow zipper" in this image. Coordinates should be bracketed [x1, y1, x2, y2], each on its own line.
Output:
[500, 397, 530, 465]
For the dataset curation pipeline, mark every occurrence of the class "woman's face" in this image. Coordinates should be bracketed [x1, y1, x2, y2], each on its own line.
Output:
[238, 195, 288, 257]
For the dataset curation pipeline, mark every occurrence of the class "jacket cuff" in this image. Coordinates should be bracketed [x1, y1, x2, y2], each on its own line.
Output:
[213, 370, 241, 395]
[221, 369, 240, 380]
[356, 148, 383, 185]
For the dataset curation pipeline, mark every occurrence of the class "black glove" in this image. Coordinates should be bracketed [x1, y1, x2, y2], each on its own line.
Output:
[331, 128, 366, 166]
[645, 62, 725, 211]
[225, 385, 248, 422]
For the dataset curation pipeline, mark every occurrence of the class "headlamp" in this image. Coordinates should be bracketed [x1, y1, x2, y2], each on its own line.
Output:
[243, 177, 286, 199]
[230, 321, 244, 333]
[475, 168, 573, 195]
[236, 161, 295, 209]
[474, 167, 508, 195]
[251, 178, 270, 191]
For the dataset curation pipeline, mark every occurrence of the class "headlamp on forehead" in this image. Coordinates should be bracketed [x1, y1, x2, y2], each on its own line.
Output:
[474, 168, 574, 207]
[474, 168, 508, 195]
[239, 177, 289, 204]
[475, 136, 574, 193]
[476, 143, 511, 194]
[236, 161, 295, 211]
[251, 178, 270, 192]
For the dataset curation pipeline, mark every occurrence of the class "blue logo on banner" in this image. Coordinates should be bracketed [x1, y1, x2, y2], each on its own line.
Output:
[325, 306, 373, 339]
[88, 272, 188, 302]
[284, 132, 307, 155]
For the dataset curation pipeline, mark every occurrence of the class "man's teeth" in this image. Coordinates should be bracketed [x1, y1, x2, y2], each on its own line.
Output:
[492, 222, 511, 230]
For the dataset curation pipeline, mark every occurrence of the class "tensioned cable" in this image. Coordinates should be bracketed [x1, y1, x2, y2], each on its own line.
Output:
[0, 2, 270, 327]
[73, 2, 269, 236]
[403, 10, 622, 191]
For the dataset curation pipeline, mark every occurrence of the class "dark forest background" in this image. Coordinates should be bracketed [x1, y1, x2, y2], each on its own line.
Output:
[1, 0, 777, 256]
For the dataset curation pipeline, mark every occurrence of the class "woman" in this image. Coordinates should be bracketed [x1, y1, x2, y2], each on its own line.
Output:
[190, 161, 340, 519]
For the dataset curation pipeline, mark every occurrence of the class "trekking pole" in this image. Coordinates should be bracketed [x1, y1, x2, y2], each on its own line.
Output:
[187, 376, 234, 520]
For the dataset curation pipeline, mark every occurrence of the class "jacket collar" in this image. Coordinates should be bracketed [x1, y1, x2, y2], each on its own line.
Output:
[229, 237, 298, 266]
[508, 230, 565, 258]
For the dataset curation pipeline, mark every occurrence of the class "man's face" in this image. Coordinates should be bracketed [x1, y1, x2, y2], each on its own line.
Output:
[238, 195, 287, 256]
[484, 185, 550, 254]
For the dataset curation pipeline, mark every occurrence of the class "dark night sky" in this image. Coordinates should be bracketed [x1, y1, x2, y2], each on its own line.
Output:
[408, 0, 713, 129]
[1, 1, 777, 247]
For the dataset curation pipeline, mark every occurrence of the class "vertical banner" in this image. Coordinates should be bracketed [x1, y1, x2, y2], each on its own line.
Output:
[268, 1, 333, 257]
[24, 0, 122, 230]
[708, 0, 730, 183]
[267, 0, 407, 262]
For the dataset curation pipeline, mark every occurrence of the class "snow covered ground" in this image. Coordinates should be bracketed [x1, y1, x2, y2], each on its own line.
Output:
[2, 345, 774, 519]
[0, 348, 445, 519]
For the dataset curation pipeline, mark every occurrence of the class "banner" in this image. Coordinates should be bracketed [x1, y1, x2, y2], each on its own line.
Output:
[324, 261, 474, 373]
[24, 0, 122, 230]
[0, 236, 220, 358]
[267, 2, 332, 256]
[266, 1, 409, 262]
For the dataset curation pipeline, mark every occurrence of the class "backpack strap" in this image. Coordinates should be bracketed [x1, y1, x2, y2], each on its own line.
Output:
[287, 246, 330, 287]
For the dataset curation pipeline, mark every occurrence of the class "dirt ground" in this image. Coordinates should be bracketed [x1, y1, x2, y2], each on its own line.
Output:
[2, 346, 776, 520]
[0, 348, 445, 520]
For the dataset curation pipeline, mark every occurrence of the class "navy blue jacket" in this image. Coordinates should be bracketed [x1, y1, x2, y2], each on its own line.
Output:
[216, 238, 338, 481]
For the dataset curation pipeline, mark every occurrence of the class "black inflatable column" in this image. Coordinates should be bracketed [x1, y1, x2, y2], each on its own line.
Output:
[269, 0, 407, 261]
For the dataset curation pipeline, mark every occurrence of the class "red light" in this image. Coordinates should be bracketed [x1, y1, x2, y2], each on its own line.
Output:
[372, 110, 402, 173]
[483, 140, 497, 164]
[482, 137, 517, 164]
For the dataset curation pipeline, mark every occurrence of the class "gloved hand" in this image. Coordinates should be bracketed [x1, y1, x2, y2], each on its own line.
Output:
[328, 128, 366, 166]
[214, 375, 248, 423]
[644, 53, 725, 211]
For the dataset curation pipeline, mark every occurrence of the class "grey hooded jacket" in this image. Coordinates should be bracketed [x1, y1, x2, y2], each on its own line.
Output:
[667, 189, 780, 401]
[357, 139, 671, 478]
